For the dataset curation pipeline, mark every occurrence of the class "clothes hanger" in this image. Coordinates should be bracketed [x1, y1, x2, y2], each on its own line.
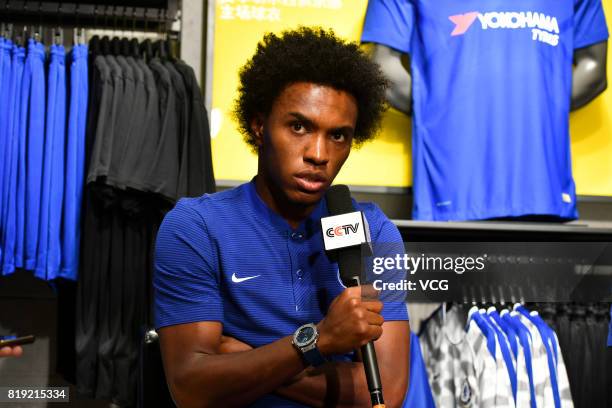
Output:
[154, 8, 167, 60]
[15, 25, 27, 48]
[140, 8, 152, 61]
[1, 1, 13, 41]
[163, 10, 177, 61]
[31, 2, 43, 43]
[120, 7, 131, 56]
[101, 6, 111, 55]
[73, 3, 80, 46]
[2, 23, 12, 41]
[53, 3, 63, 47]
[89, 5, 101, 49]
[110, 7, 122, 56]
[128, 6, 139, 58]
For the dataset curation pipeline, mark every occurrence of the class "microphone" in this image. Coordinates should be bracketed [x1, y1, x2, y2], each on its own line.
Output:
[322, 185, 385, 408]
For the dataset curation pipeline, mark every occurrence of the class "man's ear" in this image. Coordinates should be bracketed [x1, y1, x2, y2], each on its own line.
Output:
[250, 115, 265, 147]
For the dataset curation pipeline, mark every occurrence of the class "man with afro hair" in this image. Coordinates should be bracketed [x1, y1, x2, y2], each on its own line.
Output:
[154, 27, 410, 407]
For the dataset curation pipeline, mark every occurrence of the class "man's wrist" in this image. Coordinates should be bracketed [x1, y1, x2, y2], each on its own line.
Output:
[293, 323, 327, 367]
[315, 322, 330, 356]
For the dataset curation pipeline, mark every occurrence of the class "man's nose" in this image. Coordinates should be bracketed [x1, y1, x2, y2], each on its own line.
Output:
[304, 133, 329, 166]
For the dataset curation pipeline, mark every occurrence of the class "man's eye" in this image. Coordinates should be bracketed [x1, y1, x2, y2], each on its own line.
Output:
[331, 132, 346, 142]
[291, 123, 305, 133]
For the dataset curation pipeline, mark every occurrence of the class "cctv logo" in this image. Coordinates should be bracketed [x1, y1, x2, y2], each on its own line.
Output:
[320, 211, 370, 252]
[449, 10, 560, 46]
[326, 223, 360, 238]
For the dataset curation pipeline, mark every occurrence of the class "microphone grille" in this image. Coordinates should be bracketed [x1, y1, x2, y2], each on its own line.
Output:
[325, 185, 354, 215]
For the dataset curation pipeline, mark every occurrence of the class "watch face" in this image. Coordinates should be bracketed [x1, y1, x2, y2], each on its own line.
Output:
[296, 326, 315, 346]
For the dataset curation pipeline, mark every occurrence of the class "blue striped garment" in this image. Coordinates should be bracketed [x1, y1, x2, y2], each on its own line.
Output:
[154, 179, 409, 407]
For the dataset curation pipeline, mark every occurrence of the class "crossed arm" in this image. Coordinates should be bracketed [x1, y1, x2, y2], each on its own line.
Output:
[159, 316, 410, 407]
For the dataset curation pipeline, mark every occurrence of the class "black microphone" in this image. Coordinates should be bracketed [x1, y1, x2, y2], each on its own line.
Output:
[324, 185, 385, 408]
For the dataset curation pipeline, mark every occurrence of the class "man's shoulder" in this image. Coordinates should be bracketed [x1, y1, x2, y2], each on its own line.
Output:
[166, 184, 250, 225]
[353, 200, 400, 242]
[354, 200, 383, 217]
[354, 200, 391, 226]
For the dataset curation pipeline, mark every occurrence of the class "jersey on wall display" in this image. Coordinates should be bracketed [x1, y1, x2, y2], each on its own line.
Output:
[362, 0, 609, 221]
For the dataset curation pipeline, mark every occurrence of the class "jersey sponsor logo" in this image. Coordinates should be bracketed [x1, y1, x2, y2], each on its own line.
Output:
[449, 10, 560, 46]
[449, 12, 479, 36]
[231, 272, 261, 283]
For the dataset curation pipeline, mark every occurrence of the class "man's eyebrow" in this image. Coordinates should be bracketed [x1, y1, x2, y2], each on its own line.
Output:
[287, 112, 314, 125]
[287, 112, 355, 134]
[330, 125, 355, 136]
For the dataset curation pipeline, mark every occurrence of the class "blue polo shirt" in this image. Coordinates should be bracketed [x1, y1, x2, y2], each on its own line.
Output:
[154, 179, 409, 407]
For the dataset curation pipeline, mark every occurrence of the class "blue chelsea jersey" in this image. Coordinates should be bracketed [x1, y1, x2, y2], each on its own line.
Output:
[362, 0, 609, 221]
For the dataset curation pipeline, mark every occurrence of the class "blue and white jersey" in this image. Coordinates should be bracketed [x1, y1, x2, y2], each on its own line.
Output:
[362, 0, 609, 221]
[470, 309, 513, 408]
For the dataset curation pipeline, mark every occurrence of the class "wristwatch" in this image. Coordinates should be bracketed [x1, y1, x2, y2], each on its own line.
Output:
[292, 323, 327, 367]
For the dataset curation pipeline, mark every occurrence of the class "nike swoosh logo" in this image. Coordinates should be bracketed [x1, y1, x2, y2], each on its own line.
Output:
[231, 273, 261, 283]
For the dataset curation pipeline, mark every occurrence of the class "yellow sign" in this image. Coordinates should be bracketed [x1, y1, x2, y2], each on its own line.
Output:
[211, 0, 612, 196]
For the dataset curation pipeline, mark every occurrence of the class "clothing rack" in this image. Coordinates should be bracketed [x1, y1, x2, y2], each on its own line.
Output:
[0, 1, 180, 34]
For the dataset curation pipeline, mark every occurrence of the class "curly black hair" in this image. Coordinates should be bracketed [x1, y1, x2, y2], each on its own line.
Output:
[233, 27, 388, 151]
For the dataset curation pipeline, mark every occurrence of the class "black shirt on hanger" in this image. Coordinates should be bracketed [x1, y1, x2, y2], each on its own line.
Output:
[174, 61, 216, 195]
[128, 58, 161, 195]
[146, 58, 179, 202]
[106, 55, 136, 189]
[163, 61, 189, 197]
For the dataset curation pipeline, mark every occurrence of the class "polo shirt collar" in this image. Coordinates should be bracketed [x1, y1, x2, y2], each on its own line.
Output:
[246, 177, 327, 238]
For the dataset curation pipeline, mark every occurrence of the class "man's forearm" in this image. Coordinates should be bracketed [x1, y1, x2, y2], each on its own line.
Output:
[167, 335, 306, 407]
[275, 361, 373, 408]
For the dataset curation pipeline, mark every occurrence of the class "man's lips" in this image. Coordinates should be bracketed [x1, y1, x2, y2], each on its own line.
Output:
[294, 173, 327, 193]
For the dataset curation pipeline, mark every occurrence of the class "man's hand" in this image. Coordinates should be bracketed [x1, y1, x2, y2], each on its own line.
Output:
[0, 346, 23, 358]
[317, 286, 384, 356]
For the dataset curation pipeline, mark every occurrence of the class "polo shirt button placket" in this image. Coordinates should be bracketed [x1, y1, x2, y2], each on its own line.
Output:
[296, 268, 303, 280]
[290, 231, 304, 240]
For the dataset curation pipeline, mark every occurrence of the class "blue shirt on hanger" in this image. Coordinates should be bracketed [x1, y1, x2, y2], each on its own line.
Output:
[1, 43, 25, 275]
[60, 43, 88, 281]
[23, 39, 46, 274]
[0, 37, 13, 264]
[37, 43, 66, 280]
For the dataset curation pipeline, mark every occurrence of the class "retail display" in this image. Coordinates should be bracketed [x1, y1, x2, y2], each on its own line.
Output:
[75, 34, 215, 406]
[362, 0, 609, 221]
[419, 304, 576, 408]
[0, 30, 88, 280]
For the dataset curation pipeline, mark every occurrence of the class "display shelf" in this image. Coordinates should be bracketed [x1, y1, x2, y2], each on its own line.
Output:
[394, 219, 612, 241]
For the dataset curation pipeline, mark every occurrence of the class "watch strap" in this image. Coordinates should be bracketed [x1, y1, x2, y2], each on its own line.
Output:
[303, 346, 327, 367]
